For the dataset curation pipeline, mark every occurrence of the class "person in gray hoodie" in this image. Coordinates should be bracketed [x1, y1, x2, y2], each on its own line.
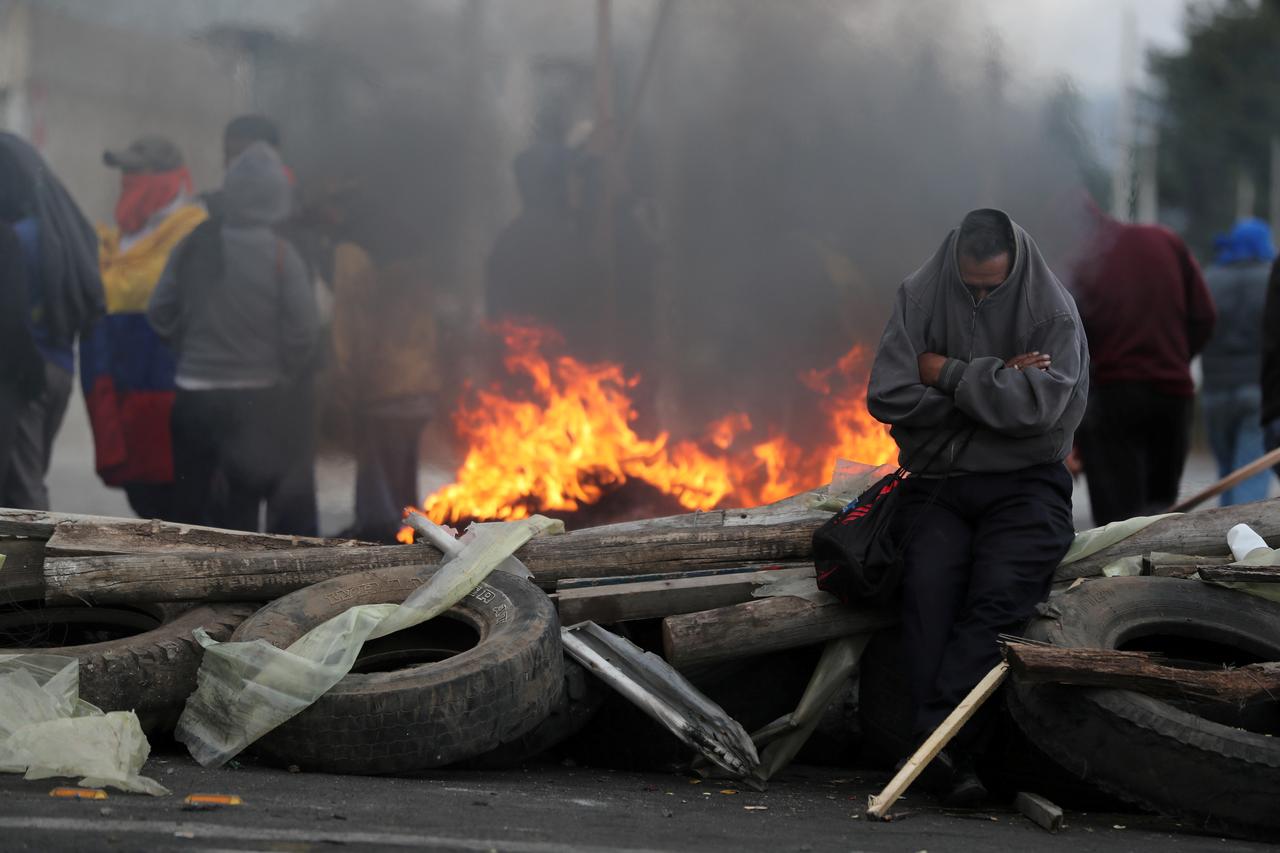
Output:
[148, 141, 317, 530]
[867, 208, 1088, 803]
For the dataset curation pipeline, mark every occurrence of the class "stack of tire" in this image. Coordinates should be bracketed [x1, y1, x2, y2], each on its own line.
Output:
[0, 600, 256, 733]
[859, 576, 1280, 841]
[1, 564, 597, 770]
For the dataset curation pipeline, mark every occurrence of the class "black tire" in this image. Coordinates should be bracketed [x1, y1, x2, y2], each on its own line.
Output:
[1007, 577, 1280, 839]
[462, 656, 606, 769]
[0, 601, 255, 733]
[231, 565, 564, 775]
[858, 626, 1114, 809]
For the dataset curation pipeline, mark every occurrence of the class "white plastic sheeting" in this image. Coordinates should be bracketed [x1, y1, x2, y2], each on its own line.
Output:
[0, 654, 167, 795]
[176, 515, 562, 768]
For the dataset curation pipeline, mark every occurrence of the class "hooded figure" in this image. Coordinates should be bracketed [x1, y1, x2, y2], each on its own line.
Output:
[866, 209, 1087, 805]
[0, 132, 103, 510]
[148, 141, 317, 531]
[1201, 218, 1275, 506]
[1070, 202, 1215, 524]
[80, 136, 207, 519]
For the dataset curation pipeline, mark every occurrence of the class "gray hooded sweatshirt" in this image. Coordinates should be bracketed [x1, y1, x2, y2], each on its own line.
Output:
[867, 209, 1089, 475]
[148, 142, 316, 388]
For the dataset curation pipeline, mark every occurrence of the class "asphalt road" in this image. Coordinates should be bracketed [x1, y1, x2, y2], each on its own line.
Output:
[0, 752, 1267, 853]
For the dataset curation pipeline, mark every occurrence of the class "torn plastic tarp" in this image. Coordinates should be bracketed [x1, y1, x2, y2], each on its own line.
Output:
[176, 515, 561, 768]
[0, 653, 167, 795]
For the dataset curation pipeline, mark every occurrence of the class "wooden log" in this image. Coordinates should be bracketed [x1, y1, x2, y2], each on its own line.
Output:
[0, 508, 362, 549]
[557, 565, 813, 625]
[44, 495, 833, 604]
[661, 596, 896, 669]
[0, 538, 47, 602]
[43, 545, 440, 605]
[1003, 640, 1280, 703]
[1198, 564, 1280, 584]
[1055, 498, 1280, 582]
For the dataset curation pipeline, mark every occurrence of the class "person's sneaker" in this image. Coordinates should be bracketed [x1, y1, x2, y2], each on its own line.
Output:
[941, 754, 988, 808]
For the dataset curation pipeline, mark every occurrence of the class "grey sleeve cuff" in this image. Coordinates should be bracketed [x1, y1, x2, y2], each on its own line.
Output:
[936, 357, 967, 395]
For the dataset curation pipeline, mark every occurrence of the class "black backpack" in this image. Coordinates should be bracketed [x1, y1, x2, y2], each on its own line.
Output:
[813, 428, 970, 608]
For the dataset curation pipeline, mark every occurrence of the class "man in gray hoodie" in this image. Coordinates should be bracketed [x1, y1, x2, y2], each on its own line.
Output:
[867, 209, 1087, 801]
[148, 141, 317, 530]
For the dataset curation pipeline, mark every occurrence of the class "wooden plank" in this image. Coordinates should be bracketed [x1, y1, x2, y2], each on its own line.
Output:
[557, 565, 814, 625]
[44, 545, 440, 605]
[866, 662, 1009, 820]
[661, 596, 896, 669]
[557, 563, 791, 591]
[0, 538, 47, 602]
[1055, 498, 1280, 582]
[1141, 553, 1225, 578]
[44, 494, 834, 603]
[0, 508, 360, 546]
[1198, 564, 1280, 583]
[1003, 640, 1280, 702]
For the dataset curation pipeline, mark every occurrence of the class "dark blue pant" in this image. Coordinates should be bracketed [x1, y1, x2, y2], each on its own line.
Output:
[893, 463, 1075, 744]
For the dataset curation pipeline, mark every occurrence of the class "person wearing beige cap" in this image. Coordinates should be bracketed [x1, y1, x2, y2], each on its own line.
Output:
[80, 134, 206, 519]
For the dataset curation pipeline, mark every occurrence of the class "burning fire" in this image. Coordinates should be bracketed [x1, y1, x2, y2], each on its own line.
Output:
[399, 320, 897, 536]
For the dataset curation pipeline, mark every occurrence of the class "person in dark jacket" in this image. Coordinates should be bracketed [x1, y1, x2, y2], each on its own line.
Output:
[0, 133, 104, 510]
[1263, 252, 1280, 478]
[1070, 203, 1216, 523]
[868, 208, 1088, 804]
[148, 142, 318, 531]
[1201, 219, 1273, 505]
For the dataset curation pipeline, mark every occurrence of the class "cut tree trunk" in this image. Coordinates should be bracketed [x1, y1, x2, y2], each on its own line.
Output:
[42, 496, 832, 604]
[1055, 498, 1280, 582]
[661, 596, 896, 669]
[1003, 640, 1280, 703]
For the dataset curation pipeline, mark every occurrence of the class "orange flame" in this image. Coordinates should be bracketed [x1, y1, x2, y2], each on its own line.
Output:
[407, 320, 897, 530]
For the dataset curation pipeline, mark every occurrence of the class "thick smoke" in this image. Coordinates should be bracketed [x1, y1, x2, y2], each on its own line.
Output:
[271, 0, 1093, 448]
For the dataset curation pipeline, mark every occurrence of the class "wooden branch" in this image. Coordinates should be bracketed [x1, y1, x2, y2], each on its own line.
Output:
[43, 496, 833, 604]
[1055, 498, 1280, 582]
[661, 596, 896, 669]
[557, 565, 813, 625]
[1003, 640, 1280, 703]
[1168, 446, 1280, 513]
[1198, 564, 1280, 584]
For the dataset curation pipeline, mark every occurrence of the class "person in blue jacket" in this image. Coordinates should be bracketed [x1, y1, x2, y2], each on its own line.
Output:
[0, 133, 103, 509]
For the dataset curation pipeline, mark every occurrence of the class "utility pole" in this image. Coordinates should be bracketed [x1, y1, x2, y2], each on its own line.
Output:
[1111, 6, 1137, 222]
[592, 0, 620, 354]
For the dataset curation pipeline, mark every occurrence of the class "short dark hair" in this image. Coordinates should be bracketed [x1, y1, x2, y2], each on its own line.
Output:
[957, 210, 1015, 262]
[224, 114, 281, 148]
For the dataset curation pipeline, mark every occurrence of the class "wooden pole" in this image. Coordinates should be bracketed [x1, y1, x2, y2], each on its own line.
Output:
[1168, 446, 1280, 513]
[866, 662, 1009, 820]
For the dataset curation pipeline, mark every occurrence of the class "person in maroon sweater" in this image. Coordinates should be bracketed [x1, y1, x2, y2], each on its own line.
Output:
[1070, 204, 1216, 524]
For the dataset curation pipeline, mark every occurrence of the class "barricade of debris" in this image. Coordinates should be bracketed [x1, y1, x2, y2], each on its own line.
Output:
[1, 488, 1279, 841]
